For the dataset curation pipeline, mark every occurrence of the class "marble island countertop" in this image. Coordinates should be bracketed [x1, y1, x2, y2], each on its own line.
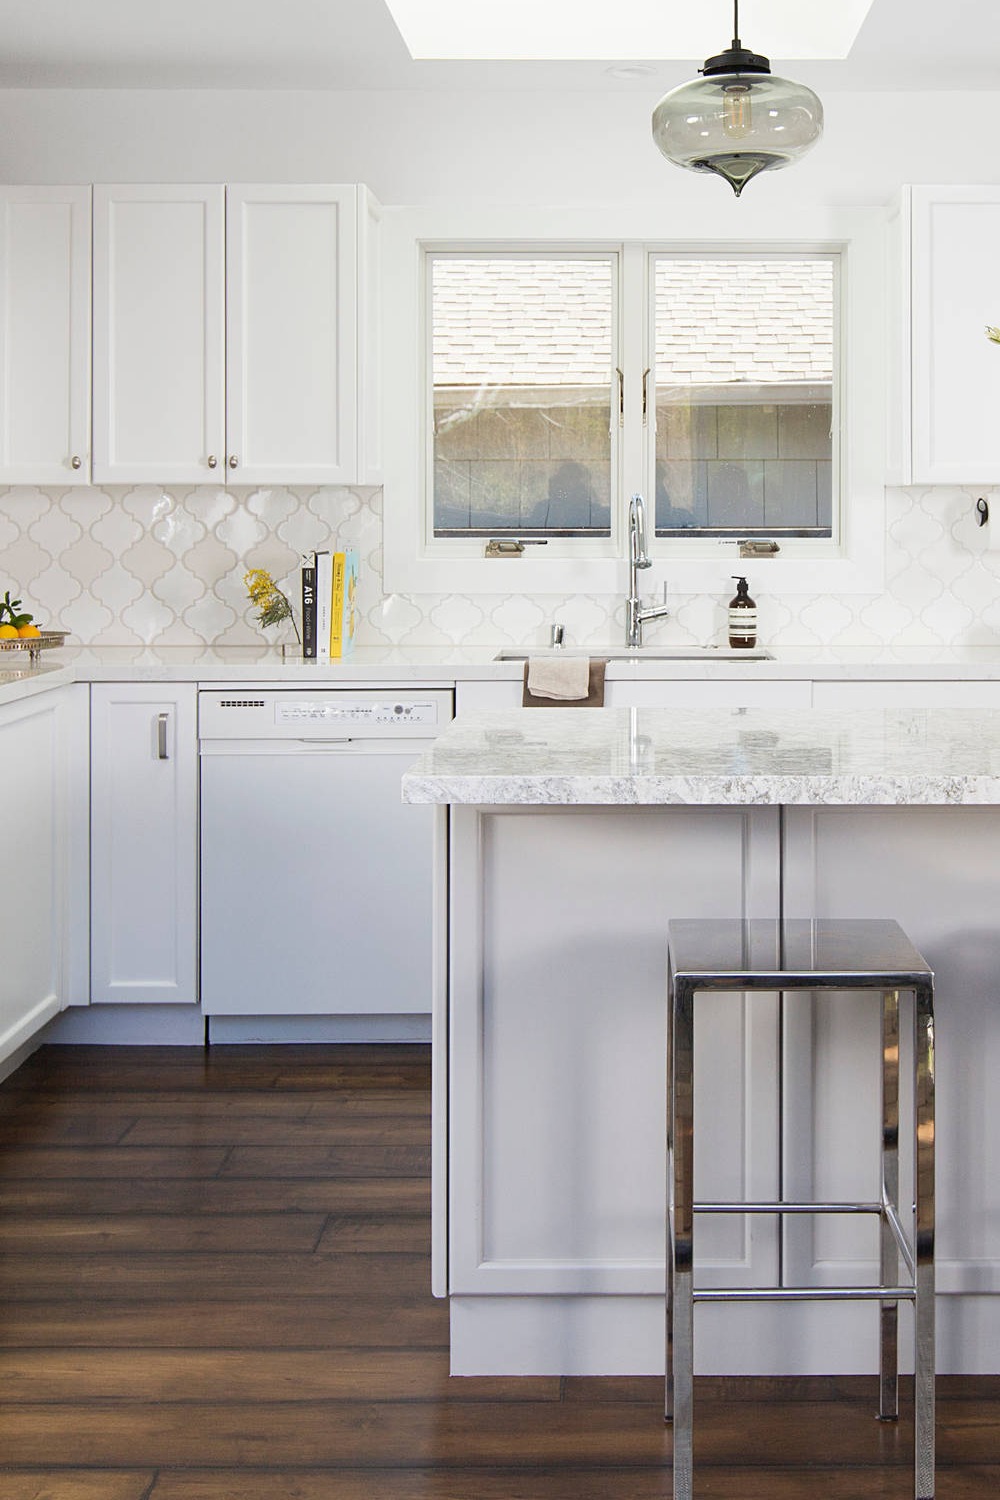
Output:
[401, 705, 1000, 806]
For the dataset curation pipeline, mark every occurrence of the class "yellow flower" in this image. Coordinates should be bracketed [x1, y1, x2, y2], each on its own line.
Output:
[243, 568, 297, 637]
[986, 326, 1000, 345]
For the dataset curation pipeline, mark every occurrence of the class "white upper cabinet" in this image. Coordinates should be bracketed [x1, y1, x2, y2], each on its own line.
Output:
[93, 182, 381, 487]
[93, 185, 226, 486]
[891, 185, 1000, 485]
[0, 186, 92, 485]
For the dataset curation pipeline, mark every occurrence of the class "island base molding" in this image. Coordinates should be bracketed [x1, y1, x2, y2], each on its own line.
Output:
[450, 1294, 1000, 1377]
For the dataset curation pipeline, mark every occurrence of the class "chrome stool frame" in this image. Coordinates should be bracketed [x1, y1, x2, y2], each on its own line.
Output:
[666, 918, 935, 1500]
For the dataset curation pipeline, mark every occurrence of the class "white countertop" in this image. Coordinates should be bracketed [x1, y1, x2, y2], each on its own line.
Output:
[10, 640, 1000, 709]
[401, 705, 1000, 806]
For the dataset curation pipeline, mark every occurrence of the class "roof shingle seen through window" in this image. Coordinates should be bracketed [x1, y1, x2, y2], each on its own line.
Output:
[433, 257, 833, 389]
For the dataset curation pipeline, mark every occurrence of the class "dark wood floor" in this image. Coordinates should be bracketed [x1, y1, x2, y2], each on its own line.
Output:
[0, 1043, 996, 1498]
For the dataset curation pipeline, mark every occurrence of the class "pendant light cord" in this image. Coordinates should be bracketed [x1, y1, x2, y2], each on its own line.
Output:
[732, 0, 741, 50]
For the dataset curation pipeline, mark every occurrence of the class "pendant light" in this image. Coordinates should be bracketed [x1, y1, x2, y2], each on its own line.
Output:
[651, 1, 823, 197]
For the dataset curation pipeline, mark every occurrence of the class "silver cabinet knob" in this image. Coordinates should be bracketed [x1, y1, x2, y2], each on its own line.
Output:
[71, 455, 82, 470]
[207, 454, 218, 469]
[228, 455, 239, 469]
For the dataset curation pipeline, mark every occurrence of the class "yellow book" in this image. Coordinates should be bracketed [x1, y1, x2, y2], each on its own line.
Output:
[329, 550, 358, 658]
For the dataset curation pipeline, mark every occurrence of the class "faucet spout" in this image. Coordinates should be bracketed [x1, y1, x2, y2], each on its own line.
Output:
[625, 493, 669, 648]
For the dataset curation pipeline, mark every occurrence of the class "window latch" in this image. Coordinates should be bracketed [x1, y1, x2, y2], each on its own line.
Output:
[484, 539, 549, 558]
[738, 539, 781, 559]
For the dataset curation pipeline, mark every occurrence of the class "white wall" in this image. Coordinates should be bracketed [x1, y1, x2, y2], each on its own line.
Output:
[0, 88, 997, 208]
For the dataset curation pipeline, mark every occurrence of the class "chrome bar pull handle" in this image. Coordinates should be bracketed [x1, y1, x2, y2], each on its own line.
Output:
[157, 712, 169, 761]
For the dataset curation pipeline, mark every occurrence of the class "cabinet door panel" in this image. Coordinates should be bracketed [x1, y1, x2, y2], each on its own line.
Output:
[90, 685, 197, 1004]
[449, 804, 782, 1298]
[226, 184, 357, 484]
[0, 187, 91, 484]
[911, 186, 1000, 483]
[93, 186, 225, 484]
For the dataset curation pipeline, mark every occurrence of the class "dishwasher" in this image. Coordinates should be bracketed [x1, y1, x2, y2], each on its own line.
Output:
[199, 687, 453, 1017]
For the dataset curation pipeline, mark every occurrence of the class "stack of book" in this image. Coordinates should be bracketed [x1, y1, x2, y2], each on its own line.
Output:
[300, 549, 358, 661]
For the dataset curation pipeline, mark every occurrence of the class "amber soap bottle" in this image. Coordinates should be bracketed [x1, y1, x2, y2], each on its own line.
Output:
[728, 576, 757, 649]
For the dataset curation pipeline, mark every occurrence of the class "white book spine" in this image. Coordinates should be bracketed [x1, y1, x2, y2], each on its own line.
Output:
[314, 551, 332, 662]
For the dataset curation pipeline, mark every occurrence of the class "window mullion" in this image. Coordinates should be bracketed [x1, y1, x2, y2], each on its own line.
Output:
[619, 243, 647, 531]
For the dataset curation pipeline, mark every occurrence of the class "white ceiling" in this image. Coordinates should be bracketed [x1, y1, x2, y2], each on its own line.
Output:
[0, 0, 995, 92]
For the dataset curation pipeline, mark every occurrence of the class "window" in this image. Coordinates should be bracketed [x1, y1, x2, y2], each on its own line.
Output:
[381, 208, 882, 600]
[651, 256, 836, 540]
[425, 247, 838, 551]
[430, 253, 616, 539]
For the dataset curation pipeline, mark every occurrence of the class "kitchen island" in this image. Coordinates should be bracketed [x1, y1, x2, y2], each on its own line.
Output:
[403, 706, 1000, 1378]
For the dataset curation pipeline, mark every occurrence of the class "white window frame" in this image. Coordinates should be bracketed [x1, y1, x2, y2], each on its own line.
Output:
[382, 204, 887, 598]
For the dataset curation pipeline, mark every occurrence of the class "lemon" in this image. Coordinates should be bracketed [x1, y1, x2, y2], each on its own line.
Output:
[0, 624, 19, 640]
[17, 624, 41, 638]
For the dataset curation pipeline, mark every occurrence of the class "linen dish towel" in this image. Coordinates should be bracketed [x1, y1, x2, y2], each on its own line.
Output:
[522, 657, 607, 707]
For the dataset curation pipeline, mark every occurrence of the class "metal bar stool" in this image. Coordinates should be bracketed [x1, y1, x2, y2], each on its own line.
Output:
[665, 918, 935, 1500]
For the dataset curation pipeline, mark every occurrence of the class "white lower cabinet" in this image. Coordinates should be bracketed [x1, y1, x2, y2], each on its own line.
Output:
[90, 684, 198, 1005]
[0, 686, 89, 1065]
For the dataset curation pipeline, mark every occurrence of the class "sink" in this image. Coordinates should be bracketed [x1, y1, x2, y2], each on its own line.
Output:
[494, 646, 774, 662]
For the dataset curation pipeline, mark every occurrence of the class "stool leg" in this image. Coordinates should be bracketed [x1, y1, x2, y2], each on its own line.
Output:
[879, 988, 900, 1421]
[665, 959, 675, 1423]
[914, 980, 936, 1500]
[667, 977, 695, 1500]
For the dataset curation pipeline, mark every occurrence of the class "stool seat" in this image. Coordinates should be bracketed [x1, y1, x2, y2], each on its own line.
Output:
[667, 916, 933, 990]
[666, 917, 935, 1500]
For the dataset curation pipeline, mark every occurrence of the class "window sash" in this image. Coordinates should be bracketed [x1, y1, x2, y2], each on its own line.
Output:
[647, 250, 840, 547]
[424, 248, 622, 555]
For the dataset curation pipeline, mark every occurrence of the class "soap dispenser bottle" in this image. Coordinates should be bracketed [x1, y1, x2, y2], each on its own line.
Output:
[728, 576, 757, 650]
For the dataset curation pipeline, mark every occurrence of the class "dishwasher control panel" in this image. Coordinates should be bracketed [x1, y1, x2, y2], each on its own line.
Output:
[199, 688, 453, 741]
[276, 699, 439, 727]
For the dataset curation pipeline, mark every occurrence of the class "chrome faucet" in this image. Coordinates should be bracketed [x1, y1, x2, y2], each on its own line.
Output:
[625, 493, 670, 648]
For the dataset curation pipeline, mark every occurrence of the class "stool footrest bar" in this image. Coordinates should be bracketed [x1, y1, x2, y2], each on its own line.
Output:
[694, 1200, 883, 1215]
[692, 1285, 916, 1303]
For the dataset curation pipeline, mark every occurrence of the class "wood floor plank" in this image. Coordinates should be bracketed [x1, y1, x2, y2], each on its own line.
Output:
[0, 1477, 155, 1500]
[0, 1250, 431, 1300]
[138, 1464, 1000, 1500]
[2, 1090, 430, 1120]
[141, 1469, 1000, 1500]
[219, 1145, 430, 1178]
[0, 1117, 139, 1146]
[0, 1397, 957, 1468]
[0, 1176, 430, 1216]
[117, 1117, 430, 1146]
[0, 1213, 328, 1253]
[0, 1348, 559, 1403]
[0, 1147, 230, 1179]
[0, 1298, 450, 1348]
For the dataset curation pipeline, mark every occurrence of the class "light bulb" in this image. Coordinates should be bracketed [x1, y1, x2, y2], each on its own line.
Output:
[722, 82, 753, 139]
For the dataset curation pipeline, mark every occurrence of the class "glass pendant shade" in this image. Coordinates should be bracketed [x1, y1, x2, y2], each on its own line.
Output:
[651, 9, 823, 197]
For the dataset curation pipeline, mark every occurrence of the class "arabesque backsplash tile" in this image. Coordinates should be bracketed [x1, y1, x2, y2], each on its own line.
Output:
[3, 482, 1000, 650]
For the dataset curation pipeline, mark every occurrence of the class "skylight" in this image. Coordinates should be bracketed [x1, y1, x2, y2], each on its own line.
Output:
[384, 0, 876, 62]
